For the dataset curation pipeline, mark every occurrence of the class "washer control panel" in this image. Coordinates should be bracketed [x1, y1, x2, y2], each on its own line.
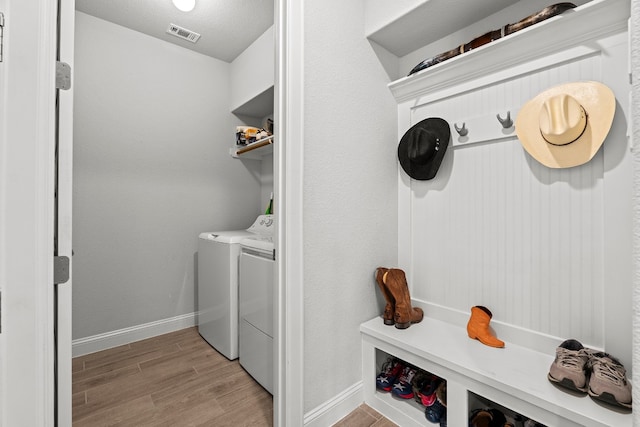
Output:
[247, 214, 274, 236]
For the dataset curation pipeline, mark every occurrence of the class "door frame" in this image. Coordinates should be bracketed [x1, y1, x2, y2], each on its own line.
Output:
[0, 0, 58, 425]
[274, 0, 305, 425]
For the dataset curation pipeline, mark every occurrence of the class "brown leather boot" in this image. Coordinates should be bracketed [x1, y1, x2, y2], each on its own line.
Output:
[383, 268, 424, 329]
[374, 267, 395, 325]
[466, 306, 505, 348]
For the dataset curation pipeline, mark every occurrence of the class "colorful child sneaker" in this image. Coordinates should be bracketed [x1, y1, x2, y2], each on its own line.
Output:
[424, 398, 446, 423]
[547, 339, 589, 392]
[375, 358, 404, 392]
[410, 370, 428, 405]
[391, 365, 417, 399]
[412, 372, 442, 406]
[587, 352, 632, 409]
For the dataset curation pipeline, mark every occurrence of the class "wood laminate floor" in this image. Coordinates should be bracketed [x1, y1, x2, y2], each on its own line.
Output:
[72, 327, 396, 427]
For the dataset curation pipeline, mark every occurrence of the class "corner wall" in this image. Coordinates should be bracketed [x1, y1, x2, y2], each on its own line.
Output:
[302, 0, 398, 415]
[630, 1, 640, 424]
[72, 12, 262, 339]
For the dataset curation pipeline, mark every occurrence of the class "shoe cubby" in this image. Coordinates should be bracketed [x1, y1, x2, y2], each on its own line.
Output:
[468, 392, 545, 427]
[375, 349, 447, 425]
[361, 316, 632, 427]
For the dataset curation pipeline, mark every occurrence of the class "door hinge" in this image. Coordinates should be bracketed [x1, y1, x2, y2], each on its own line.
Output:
[56, 61, 71, 90]
[0, 13, 5, 63]
[54, 256, 70, 284]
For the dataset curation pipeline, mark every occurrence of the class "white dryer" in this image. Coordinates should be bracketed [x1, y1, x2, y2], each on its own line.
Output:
[239, 217, 275, 394]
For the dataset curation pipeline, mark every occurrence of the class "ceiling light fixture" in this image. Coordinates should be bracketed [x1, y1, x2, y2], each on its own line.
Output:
[172, 0, 195, 12]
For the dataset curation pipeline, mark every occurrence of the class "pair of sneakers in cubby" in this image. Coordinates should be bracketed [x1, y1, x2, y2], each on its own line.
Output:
[547, 339, 632, 410]
[469, 407, 545, 427]
[375, 357, 447, 426]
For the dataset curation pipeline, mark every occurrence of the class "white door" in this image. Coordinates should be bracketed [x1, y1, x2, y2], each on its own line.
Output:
[56, 0, 75, 425]
[0, 0, 71, 425]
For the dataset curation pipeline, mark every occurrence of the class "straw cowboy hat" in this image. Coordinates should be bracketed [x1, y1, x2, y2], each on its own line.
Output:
[515, 81, 616, 168]
[398, 117, 450, 180]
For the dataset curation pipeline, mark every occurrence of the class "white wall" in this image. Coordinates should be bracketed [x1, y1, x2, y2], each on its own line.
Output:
[261, 153, 274, 212]
[72, 12, 263, 339]
[230, 26, 275, 114]
[302, 0, 398, 413]
[631, 1, 640, 424]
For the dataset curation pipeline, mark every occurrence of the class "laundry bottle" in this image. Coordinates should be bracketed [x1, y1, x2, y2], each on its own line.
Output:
[265, 192, 273, 215]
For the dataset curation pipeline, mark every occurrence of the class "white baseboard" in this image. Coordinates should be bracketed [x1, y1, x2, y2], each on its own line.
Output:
[304, 381, 363, 427]
[72, 312, 197, 357]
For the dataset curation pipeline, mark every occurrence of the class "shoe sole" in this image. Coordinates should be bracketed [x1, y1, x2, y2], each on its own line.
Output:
[391, 392, 414, 399]
[588, 388, 632, 409]
[547, 373, 587, 393]
[395, 315, 424, 329]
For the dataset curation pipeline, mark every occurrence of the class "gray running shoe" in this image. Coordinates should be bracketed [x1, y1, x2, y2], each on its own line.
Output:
[547, 339, 589, 392]
[587, 352, 632, 409]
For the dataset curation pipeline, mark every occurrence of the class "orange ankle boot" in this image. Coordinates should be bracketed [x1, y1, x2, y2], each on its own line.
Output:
[383, 269, 424, 329]
[466, 306, 504, 348]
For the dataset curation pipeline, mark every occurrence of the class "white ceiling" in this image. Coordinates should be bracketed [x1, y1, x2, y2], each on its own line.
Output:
[75, 0, 274, 63]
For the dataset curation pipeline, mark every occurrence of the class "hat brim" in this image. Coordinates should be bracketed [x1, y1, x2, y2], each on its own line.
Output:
[515, 81, 615, 168]
[398, 117, 450, 180]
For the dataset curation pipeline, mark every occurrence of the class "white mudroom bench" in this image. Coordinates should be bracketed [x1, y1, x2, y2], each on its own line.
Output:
[361, 315, 632, 427]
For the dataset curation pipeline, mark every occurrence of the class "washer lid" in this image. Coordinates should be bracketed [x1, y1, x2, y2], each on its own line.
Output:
[199, 230, 254, 243]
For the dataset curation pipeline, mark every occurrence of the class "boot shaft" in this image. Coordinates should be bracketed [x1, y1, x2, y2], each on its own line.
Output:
[383, 268, 424, 329]
[384, 269, 412, 310]
[374, 267, 395, 325]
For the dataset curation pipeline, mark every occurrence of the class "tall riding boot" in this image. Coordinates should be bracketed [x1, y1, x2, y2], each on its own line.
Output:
[467, 306, 505, 348]
[374, 267, 395, 325]
[383, 268, 424, 329]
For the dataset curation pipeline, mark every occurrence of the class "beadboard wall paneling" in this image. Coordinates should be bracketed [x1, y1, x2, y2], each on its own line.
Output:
[411, 138, 604, 345]
[398, 30, 631, 359]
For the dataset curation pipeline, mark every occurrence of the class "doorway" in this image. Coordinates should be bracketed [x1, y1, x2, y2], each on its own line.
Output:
[70, 0, 277, 424]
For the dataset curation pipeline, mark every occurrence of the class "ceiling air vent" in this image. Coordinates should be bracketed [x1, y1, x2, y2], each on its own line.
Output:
[166, 23, 201, 43]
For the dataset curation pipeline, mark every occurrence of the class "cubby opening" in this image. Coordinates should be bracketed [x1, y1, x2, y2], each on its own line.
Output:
[468, 391, 546, 427]
[375, 349, 448, 425]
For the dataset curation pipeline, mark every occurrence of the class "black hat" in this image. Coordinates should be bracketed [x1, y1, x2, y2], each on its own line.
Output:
[397, 117, 450, 180]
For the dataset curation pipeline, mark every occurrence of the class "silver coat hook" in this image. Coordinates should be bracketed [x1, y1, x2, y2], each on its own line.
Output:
[497, 111, 513, 128]
[454, 122, 468, 136]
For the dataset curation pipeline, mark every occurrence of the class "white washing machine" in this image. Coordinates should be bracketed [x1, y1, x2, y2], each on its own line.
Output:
[239, 219, 275, 394]
[197, 215, 275, 360]
[197, 229, 254, 360]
